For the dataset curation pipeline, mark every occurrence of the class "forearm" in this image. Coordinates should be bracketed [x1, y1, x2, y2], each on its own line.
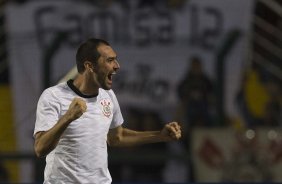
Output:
[115, 128, 167, 147]
[108, 122, 181, 147]
[34, 114, 72, 157]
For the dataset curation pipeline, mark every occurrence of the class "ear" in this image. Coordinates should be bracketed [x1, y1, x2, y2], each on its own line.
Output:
[84, 61, 94, 72]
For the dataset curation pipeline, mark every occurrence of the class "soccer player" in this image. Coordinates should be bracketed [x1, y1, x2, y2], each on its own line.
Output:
[34, 38, 181, 183]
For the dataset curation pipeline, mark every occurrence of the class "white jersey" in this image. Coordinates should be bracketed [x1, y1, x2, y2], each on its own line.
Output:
[34, 80, 124, 184]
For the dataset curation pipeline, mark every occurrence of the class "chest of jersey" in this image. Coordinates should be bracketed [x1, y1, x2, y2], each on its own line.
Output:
[59, 96, 114, 147]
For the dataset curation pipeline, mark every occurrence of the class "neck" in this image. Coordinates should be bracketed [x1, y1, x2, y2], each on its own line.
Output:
[73, 74, 99, 96]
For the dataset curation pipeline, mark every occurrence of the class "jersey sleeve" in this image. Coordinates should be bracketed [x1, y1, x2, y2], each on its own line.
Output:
[33, 89, 60, 137]
[108, 90, 124, 129]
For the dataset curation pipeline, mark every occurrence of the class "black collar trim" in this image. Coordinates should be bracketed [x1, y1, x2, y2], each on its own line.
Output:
[67, 79, 98, 98]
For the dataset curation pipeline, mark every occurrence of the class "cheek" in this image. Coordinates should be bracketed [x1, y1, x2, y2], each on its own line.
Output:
[97, 69, 107, 79]
[96, 64, 110, 77]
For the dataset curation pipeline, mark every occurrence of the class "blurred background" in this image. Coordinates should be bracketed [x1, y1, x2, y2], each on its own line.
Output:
[0, 0, 282, 183]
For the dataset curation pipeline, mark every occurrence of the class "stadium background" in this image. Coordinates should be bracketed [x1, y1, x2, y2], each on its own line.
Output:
[0, 0, 281, 183]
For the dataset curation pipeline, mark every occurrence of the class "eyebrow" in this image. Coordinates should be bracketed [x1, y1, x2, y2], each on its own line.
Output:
[107, 56, 117, 60]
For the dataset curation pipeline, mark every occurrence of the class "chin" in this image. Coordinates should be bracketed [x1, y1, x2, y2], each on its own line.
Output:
[101, 85, 111, 90]
[98, 80, 111, 90]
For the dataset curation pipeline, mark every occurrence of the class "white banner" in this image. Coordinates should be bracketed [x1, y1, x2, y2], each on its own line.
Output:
[192, 128, 282, 182]
[5, 0, 254, 182]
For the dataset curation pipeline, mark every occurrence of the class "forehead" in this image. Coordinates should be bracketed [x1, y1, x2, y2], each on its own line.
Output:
[97, 44, 116, 58]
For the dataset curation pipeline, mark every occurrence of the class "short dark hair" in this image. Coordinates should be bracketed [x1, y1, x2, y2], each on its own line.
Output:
[76, 38, 110, 73]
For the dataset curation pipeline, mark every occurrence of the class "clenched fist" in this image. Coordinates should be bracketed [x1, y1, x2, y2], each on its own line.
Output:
[66, 98, 87, 121]
[160, 122, 181, 141]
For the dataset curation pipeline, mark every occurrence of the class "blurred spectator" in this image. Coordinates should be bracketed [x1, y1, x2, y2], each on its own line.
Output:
[236, 62, 282, 128]
[176, 56, 215, 132]
[236, 63, 269, 127]
[173, 56, 215, 182]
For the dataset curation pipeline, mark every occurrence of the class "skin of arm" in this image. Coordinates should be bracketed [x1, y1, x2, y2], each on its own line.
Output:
[34, 98, 87, 157]
[107, 122, 181, 147]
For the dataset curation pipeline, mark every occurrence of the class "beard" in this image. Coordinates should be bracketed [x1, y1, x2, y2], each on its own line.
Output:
[97, 74, 111, 90]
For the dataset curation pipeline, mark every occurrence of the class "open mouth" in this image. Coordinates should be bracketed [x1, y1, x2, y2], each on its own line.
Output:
[107, 72, 116, 82]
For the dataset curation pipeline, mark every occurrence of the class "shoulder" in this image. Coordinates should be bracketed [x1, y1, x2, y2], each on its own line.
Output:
[40, 82, 68, 102]
[99, 89, 117, 99]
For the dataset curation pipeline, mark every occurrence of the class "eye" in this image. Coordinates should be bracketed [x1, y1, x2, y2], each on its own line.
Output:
[107, 57, 116, 63]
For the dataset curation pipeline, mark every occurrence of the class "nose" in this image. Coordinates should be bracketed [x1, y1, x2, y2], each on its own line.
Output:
[114, 60, 120, 70]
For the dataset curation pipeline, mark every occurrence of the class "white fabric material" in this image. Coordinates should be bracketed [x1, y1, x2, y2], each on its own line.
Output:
[34, 82, 123, 184]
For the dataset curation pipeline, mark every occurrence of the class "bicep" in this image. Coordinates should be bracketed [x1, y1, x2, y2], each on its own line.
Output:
[35, 90, 60, 134]
[107, 125, 123, 146]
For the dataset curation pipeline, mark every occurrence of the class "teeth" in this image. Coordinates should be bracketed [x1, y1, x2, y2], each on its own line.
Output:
[108, 72, 116, 81]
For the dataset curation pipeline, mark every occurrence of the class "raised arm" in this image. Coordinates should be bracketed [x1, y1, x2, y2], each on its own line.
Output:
[107, 122, 181, 147]
[34, 98, 86, 157]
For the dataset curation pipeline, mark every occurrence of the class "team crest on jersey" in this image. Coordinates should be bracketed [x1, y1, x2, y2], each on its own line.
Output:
[100, 99, 111, 118]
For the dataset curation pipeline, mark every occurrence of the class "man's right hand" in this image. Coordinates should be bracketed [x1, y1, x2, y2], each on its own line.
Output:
[66, 98, 87, 121]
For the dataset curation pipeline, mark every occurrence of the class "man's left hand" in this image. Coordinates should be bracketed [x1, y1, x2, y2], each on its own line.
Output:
[161, 122, 181, 141]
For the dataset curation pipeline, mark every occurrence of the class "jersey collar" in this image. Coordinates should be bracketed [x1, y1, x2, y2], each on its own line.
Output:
[67, 79, 98, 98]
